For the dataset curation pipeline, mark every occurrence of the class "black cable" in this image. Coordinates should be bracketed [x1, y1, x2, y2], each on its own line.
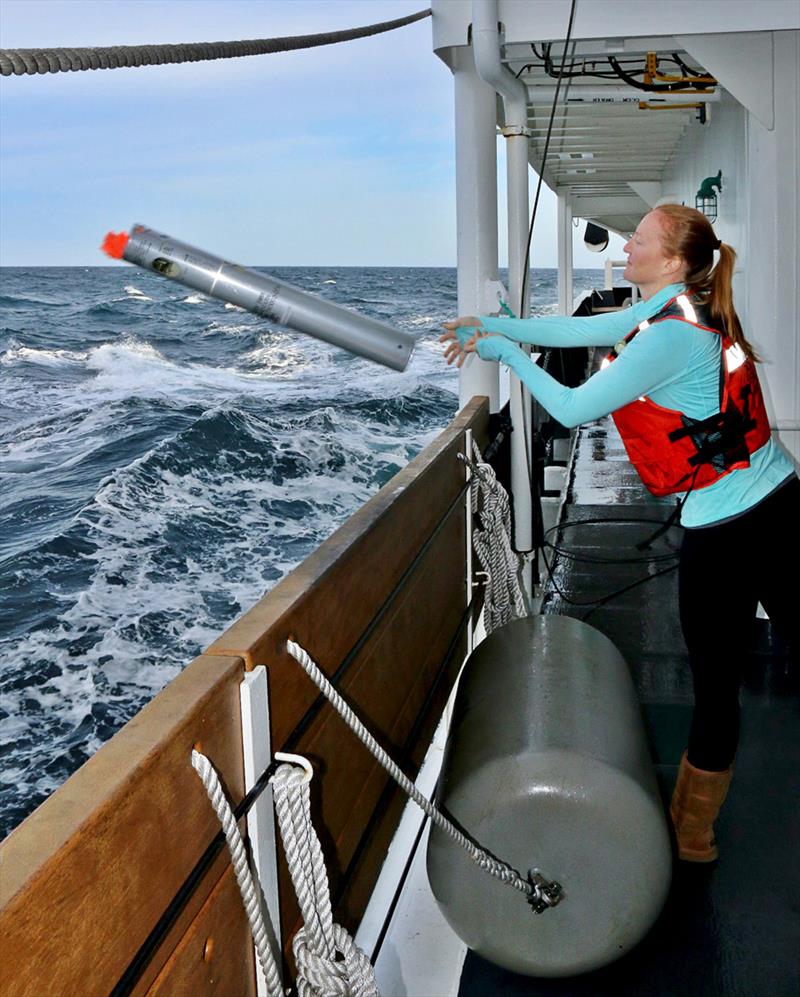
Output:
[581, 563, 679, 622]
[671, 52, 707, 78]
[520, 3, 578, 313]
[339, 594, 478, 963]
[608, 55, 713, 93]
[544, 541, 679, 567]
[544, 515, 683, 566]
[111, 757, 280, 996]
[539, 543, 679, 622]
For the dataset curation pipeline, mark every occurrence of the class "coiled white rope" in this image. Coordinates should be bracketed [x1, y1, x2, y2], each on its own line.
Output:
[271, 763, 379, 997]
[191, 750, 284, 997]
[285, 640, 561, 911]
[462, 441, 528, 634]
[193, 750, 379, 996]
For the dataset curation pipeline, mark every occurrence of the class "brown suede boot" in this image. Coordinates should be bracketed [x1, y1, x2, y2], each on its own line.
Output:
[669, 751, 734, 862]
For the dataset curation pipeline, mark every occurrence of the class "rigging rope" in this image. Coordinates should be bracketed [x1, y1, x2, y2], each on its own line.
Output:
[0, 8, 431, 77]
[272, 763, 379, 997]
[191, 750, 284, 997]
[284, 639, 562, 914]
[193, 751, 379, 997]
[460, 442, 529, 633]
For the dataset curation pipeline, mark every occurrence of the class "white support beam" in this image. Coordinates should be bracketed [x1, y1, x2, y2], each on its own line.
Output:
[557, 192, 574, 315]
[452, 45, 501, 411]
[240, 668, 282, 996]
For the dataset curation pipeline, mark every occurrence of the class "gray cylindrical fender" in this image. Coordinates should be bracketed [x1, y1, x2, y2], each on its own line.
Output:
[112, 225, 416, 371]
[427, 615, 672, 978]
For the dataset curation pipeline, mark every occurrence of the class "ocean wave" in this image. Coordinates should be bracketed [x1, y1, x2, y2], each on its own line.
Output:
[1, 263, 592, 837]
[116, 285, 154, 302]
[0, 392, 426, 832]
[1, 344, 89, 367]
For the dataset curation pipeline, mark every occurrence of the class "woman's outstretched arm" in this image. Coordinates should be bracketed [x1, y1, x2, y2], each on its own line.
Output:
[474, 321, 693, 428]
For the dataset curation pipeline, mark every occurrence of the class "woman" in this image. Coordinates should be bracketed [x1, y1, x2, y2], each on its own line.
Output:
[441, 204, 798, 862]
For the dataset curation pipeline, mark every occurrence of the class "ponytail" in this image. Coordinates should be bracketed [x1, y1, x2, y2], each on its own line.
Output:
[654, 204, 760, 362]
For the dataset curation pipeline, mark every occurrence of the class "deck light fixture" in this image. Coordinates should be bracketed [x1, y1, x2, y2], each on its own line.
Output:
[695, 170, 722, 222]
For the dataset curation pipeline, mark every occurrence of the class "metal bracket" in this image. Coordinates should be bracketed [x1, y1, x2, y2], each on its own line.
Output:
[500, 124, 532, 138]
[527, 871, 564, 914]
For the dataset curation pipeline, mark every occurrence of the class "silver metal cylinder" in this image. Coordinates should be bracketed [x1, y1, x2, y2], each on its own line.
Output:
[427, 615, 672, 978]
[121, 225, 416, 371]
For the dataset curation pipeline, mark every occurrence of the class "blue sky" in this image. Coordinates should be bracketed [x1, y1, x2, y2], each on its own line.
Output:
[0, 0, 625, 268]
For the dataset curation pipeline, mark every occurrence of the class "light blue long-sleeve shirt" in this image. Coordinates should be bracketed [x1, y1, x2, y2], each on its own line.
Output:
[472, 283, 794, 527]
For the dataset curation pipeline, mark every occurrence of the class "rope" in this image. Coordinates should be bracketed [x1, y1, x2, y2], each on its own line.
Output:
[461, 442, 529, 634]
[285, 640, 562, 913]
[272, 764, 379, 997]
[0, 9, 431, 77]
[191, 751, 284, 997]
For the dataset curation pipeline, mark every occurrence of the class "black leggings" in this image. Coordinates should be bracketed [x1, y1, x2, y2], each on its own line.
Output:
[679, 474, 800, 771]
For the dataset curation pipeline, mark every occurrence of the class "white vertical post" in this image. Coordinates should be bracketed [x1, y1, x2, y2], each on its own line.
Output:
[557, 191, 574, 315]
[240, 667, 281, 996]
[464, 428, 474, 657]
[452, 45, 501, 412]
[505, 130, 534, 596]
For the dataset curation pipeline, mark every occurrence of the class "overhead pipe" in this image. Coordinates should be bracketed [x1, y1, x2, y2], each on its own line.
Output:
[472, 0, 534, 596]
[525, 86, 722, 104]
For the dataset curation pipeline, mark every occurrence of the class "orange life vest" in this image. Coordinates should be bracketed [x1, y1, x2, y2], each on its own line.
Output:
[605, 294, 771, 497]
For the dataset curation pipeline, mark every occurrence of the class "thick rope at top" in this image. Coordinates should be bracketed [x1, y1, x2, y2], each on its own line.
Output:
[0, 7, 432, 77]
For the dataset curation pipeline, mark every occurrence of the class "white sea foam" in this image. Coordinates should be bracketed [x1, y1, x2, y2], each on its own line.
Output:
[322, 279, 337, 285]
[123, 285, 153, 301]
[182, 293, 207, 304]
[224, 302, 246, 312]
[1, 344, 89, 366]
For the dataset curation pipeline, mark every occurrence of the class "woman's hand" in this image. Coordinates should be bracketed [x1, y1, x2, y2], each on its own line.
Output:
[439, 317, 495, 368]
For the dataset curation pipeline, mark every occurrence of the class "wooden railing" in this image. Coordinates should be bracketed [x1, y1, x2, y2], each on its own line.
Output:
[0, 397, 489, 996]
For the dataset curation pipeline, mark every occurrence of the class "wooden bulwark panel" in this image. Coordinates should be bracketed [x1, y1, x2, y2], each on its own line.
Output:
[145, 865, 257, 997]
[206, 397, 491, 953]
[276, 494, 469, 944]
[0, 398, 490, 995]
[0, 654, 247, 997]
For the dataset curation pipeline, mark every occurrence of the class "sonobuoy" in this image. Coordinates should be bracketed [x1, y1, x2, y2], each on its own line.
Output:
[101, 225, 416, 371]
[427, 615, 671, 977]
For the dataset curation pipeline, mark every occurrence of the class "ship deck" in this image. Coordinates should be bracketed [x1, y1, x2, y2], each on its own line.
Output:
[458, 397, 800, 995]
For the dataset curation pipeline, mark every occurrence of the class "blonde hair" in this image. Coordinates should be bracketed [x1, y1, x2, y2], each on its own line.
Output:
[654, 204, 760, 362]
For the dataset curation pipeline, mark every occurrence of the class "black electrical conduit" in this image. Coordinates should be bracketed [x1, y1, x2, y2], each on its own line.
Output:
[0, 8, 431, 77]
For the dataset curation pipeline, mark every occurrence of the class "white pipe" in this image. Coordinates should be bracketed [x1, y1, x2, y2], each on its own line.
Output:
[453, 44, 501, 412]
[472, 0, 533, 595]
[471, 0, 528, 128]
[526, 87, 722, 104]
[557, 193, 574, 315]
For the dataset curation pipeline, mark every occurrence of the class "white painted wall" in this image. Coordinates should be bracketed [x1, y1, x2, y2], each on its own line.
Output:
[660, 31, 800, 462]
[745, 31, 800, 462]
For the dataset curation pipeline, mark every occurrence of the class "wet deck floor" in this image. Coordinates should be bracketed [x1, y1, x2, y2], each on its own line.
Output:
[459, 409, 800, 996]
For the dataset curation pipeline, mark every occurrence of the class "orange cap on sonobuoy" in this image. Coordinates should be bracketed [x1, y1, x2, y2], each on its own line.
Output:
[101, 231, 129, 259]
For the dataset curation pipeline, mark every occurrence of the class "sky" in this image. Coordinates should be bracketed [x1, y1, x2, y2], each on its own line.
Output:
[0, 0, 626, 268]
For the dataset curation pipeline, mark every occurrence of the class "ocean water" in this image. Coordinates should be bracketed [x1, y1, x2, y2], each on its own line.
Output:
[0, 264, 606, 838]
